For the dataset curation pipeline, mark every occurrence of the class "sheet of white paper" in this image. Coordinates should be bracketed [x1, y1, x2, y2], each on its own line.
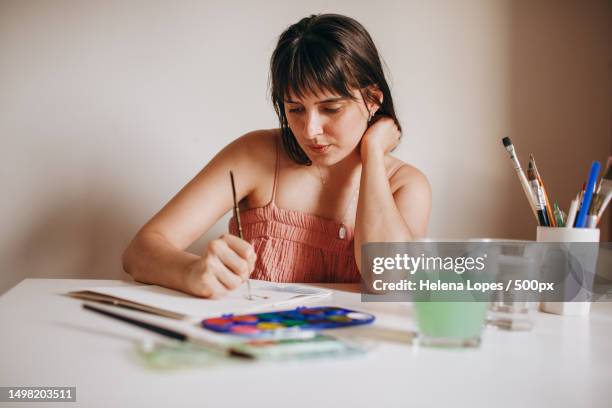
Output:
[74, 280, 331, 321]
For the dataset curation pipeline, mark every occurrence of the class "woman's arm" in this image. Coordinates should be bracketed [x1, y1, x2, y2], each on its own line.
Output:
[122, 130, 275, 297]
[354, 118, 432, 275]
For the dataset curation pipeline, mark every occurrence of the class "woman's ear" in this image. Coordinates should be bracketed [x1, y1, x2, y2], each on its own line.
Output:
[365, 85, 383, 113]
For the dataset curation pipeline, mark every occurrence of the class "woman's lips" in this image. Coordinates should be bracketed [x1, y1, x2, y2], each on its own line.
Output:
[308, 144, 331, 154]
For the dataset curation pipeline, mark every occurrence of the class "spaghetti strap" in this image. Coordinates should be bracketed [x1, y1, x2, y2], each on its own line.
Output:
[270, 135, 281, 205]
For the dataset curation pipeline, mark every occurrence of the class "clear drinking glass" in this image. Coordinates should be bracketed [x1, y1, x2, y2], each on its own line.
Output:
[487, 242, 540, 331]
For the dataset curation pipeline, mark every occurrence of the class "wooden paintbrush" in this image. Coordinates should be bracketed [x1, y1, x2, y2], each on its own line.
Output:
[230, 171, 253, 300]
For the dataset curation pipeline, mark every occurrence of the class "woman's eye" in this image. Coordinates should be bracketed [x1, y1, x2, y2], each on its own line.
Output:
[287, 106, 341, 114]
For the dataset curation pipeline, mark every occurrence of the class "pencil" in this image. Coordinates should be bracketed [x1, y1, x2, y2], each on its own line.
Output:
[230, 171, 252, 300]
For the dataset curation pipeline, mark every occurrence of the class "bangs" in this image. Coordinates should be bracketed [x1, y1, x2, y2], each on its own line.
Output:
[269, 14, 401, 165]
[275, 37, 359, 102]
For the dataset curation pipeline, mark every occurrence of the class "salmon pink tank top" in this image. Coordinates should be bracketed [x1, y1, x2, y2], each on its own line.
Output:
[229, 138, 360, 283]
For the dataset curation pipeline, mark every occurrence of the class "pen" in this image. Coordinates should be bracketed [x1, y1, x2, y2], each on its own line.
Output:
[575, 161, 601, 228]
[527, 159, 550, 226]
[501, 137, 538, 221]
[82, 303, 255, 359]
[230, 170, 253, 300]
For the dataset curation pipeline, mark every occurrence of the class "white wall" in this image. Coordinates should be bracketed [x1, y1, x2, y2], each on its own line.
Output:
[1, 0, 610, 294]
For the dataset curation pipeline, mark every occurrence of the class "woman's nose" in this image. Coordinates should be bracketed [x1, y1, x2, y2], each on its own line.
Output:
[304, 110, 323, 139]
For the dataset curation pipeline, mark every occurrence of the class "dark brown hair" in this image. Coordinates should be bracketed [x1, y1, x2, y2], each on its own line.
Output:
[270, 13, 401, 165]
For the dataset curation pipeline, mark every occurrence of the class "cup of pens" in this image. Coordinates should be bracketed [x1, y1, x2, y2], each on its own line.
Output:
[502, 138, 610, 316]
[535, 159, 605, 316]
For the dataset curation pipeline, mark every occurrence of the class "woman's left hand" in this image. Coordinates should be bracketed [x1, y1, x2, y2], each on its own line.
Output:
[360, 116, 401, 159]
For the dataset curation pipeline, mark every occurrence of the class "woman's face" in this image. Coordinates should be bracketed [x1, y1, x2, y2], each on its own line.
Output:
[284, 88, 373, 166]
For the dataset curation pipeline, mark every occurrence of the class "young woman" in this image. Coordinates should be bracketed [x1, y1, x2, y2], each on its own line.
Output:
[122, 14, 431, 298]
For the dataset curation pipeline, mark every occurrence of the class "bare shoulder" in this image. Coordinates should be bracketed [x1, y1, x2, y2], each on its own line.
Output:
[217, 128, 280, 184]
[224, 128, 279, 164]
[180, 128, 280, 204]
[386, 156, 432, 237]
[386, 156, 431, 196]
[222, 129, 280, 207]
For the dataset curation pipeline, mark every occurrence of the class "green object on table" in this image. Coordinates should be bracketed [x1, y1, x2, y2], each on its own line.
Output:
[413, 301, 488, 347]
[410, 261, 492, 347]
[137, 340, 220, 369]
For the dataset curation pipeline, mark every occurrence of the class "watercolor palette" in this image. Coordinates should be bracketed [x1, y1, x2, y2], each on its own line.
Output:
[201, 306, 375, 337]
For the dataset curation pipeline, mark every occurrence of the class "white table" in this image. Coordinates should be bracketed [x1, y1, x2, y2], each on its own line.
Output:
[0, 279, 611, 408]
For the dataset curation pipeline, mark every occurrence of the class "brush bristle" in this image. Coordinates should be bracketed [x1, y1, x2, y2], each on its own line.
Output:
[604, 157, 612, 180]
[502, 137, 512, 147]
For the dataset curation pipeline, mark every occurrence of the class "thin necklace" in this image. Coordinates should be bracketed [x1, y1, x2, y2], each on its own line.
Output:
[315, 165, 360, 240]
[338, 187, 359, 240]
[315, 164, 328, 185]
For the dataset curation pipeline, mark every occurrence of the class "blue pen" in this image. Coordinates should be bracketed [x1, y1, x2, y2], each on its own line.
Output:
[575, 161, 601, 228]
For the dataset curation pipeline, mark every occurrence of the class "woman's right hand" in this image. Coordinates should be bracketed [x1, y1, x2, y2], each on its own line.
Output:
[184, 234, 257, 298]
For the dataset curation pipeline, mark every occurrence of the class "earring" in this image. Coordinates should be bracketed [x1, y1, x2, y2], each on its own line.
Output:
[368, 111, 374, 123]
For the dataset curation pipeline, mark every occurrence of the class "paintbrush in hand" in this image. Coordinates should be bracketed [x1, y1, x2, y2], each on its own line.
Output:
[230, 170, 253, 300]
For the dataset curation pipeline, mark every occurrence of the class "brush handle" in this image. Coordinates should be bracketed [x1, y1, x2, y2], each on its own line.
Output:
[83, 303, 186, 341]
[597, 191, 612, 219]
[565, 197, 579, 228]
[517, 169, 538, 218]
